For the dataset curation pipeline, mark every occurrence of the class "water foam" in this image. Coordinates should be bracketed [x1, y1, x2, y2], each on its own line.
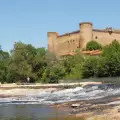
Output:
[0, 85, 120, 105]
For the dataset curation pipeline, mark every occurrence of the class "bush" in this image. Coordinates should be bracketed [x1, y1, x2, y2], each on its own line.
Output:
[100, 40, 120, 77]
[82, 56, 98, 78]
[93, 40, 120, 78]
[63, 54, 84, 80]
[86, 40, 102, 50]
[94, 57, 109, 77]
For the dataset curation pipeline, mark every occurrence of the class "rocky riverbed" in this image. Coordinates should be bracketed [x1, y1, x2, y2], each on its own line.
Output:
[50, 99, 120, 120]
[0, 83, 120, 119]
[49, 83, 120, 120]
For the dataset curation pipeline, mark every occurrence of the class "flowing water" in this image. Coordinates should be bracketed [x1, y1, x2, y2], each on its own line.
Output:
[0, 104, 66, 120]
[1, 84, 120, 119]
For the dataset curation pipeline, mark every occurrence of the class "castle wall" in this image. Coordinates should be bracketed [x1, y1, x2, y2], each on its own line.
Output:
[56, 34, 69, 44]
[56, 41, 69, 56]
[93, 31, 120, 46]
[68, 33, 80, 52]
[47, 22, 120, 57]
[55, 32, 80, 56]
[55, 35, 69, 56]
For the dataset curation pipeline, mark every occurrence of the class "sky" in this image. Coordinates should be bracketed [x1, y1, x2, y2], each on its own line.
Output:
[0, 0, 120, 52]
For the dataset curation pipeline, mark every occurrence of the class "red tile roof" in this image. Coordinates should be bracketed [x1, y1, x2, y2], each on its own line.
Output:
[61, 50, 101, 56]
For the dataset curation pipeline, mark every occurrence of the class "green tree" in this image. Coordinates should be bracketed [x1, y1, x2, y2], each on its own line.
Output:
[8, 42, 47, 83]
[86, 40, 102, 50]
[62, 54, 84, 80]
[94, 57, 109, 77]
[0, 48, 10, 83]
[41, 62, 65, 83]
[82, 56, 98, 78]
[101, 40, 120, 77]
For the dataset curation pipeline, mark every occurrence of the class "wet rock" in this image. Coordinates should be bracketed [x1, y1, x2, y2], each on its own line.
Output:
[118, 108, 120, 112]
[71, 104, 80, 108]
[71, 109, 80, 114]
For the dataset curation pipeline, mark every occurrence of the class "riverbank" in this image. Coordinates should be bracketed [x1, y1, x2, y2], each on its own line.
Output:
[50, 99, 120, 120]
[50, 105, 120, 120]
[0, 82, 102, 89]
[0, 82, 120, 120]
[0, 82, 101, 97]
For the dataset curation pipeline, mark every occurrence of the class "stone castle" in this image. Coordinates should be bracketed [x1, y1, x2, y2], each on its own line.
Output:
[48, 22, 120, 57]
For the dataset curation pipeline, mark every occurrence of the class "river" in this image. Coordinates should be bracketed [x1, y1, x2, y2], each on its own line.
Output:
[1, 83, 120, 119]
[0, 104, 67, 120]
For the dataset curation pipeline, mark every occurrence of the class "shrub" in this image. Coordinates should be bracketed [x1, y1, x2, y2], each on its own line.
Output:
[94, 57, 109, 77]
[86, 40, 102, 50]
[82, 56, 98, 78]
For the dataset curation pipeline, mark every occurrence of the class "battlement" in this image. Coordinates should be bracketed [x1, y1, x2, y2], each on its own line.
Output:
[58, 30, 80, 37]
[57, 28, 120, 38]
[79, 22, 92, 26]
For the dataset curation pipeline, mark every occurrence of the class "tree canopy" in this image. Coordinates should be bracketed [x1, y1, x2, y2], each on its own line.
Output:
[86, 40, 102, 50]
[0, 40, 120, 83]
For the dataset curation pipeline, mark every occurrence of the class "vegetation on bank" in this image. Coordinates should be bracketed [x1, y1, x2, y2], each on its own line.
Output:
[0, 40, 120, 83]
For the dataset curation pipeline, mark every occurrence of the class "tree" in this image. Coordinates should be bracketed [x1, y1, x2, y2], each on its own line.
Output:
[8, 42, 46, 82]
[94, 57, 109, 77]
[82, 56, 98, 78]
[101, 40, 120, 77]
[41, 62, 65, 83]
[45, 50, 57, 64]
[86, 40, 102, 50]
[62, 54, 84, 80]
[0, 48, 10, 83]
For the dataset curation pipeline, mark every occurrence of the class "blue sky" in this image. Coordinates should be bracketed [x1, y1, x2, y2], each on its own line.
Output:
[0, 0, 120, 52]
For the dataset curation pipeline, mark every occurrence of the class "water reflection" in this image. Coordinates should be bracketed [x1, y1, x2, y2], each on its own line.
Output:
[0, 104, 65, 120]
[1, 84, 120, 119]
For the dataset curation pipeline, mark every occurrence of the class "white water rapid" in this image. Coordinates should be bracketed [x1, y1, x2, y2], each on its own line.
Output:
[0, 84, 120, 105]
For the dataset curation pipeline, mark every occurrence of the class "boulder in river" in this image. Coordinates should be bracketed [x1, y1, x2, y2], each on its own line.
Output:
[118, 108, 120, 112]
[71, 104, 80, 108]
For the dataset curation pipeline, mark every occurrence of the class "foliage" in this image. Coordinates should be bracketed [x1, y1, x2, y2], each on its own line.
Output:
[0, 41, 60, 83]
[41, 63, 65, 83]
[86, 40, 102, 50]
[1, 39, 120, 83]
[82, 40, 120, 78]
[94, 57, 109, 77]
[101, 40, 120, 77]
[63, 54, 84, 80]
[82, 56, 98, 78]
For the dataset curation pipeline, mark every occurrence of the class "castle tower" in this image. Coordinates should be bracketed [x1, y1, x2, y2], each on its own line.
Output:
[47, 32, 58, 53]
[79, 22, 93, 49]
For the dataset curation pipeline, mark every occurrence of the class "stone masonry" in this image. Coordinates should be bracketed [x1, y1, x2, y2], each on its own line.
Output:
[48, 22, 120, 57]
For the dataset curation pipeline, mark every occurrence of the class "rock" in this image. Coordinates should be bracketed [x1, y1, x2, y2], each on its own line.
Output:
[71, 103, 80, 108]
[71, 109, 80, 114]
[118, 108, 120, 112]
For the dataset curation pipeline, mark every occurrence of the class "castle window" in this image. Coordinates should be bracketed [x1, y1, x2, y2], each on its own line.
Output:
[95, 36, 98, 39]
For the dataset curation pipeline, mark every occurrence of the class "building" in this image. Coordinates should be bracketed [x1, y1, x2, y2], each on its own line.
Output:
[47, 22, 120, 57]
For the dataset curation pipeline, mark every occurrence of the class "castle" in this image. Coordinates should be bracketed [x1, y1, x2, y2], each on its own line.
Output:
[48, 22, 120, 57]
